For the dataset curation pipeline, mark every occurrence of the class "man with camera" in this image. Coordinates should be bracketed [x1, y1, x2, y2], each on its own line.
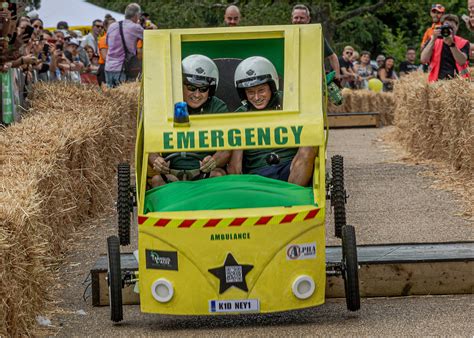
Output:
[420, 14, 470, 82]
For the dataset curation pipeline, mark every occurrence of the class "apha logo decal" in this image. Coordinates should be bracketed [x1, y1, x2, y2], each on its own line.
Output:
[286, 242, 316, 260]
[146, 249, 178, 270]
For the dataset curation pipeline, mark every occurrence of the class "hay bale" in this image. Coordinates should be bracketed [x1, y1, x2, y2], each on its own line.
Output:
[0, 82, 139, 336]
[392, 72, 473, 215]
[328, 88, 396, 125]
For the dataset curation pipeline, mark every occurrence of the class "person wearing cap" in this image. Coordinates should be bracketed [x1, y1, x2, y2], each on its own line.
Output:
[56, 21, 69, 30]
[148, 55, 230, 187]
[421, 4, 445, 50]
[375, 54, 386, 70]
[227, 56, 315, 187]
[420, 14, 470, 82]
[64, 37, 85, 81]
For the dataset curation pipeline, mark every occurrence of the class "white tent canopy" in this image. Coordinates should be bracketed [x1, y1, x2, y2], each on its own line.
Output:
[30, 0, 125, 28]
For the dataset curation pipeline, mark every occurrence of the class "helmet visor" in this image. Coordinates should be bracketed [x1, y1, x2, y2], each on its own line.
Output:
[236, 74, 273, 88]
[183, 73, 216, 86]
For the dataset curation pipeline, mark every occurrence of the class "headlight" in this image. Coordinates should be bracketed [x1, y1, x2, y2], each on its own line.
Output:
[292, 275, 315, 300]
[151, 278, 174, 303]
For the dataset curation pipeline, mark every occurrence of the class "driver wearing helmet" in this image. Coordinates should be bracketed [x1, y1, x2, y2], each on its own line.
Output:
[148, 54, 231, 187]
[227, 56, 316, 187]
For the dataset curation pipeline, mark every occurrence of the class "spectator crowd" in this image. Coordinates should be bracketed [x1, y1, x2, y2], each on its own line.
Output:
[0, 2, 158, 91]
[0, 1, 472, 124]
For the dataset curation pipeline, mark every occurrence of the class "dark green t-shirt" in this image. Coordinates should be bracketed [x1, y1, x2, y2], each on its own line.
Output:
[235, 92, 298, 174]
[167, 96, 228, 170]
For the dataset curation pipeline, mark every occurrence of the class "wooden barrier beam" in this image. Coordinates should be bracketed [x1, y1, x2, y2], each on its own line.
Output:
[327, 111, 380, 128]
[91, 242, 473, 306]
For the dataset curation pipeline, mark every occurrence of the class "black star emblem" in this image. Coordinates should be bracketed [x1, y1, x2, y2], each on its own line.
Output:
[208, 253, 253, 294]
[196, 67, 205, 74]
[246, 69, 255, 76]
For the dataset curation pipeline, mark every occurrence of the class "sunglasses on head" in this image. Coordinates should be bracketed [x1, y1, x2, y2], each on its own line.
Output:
[186, 84, 209, 93]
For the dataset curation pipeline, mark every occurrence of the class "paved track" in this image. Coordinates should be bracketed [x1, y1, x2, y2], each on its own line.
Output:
[50, 128, 473, 336]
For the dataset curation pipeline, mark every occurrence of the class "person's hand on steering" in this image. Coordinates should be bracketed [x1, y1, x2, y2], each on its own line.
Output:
[152, 156, 170, 174]
[200, 155, 217, 173]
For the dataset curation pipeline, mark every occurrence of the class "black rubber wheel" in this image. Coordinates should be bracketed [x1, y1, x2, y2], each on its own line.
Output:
[117, 163, 131, 246]
[107, 236, 123, 322]
[331, 155, 346, 238]
[342, 225, 360, 311]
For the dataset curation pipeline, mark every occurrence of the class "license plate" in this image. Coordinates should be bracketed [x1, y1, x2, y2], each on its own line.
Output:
[209, 299, 260, 313]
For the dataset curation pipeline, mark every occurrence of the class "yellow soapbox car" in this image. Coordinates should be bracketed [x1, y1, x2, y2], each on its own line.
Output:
[106, 24, 359, 323]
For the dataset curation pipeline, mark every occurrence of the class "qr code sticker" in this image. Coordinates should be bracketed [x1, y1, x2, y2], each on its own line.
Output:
[225, 266, 243, 283]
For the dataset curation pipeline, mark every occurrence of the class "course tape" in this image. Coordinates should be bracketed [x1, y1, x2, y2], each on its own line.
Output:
[138, 208, 320, 229]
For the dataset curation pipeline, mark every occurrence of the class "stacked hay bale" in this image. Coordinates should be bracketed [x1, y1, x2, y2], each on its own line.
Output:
[0, 82, 139, 336]
[328, 89, 396, 125]
[392, 72, 473, 214]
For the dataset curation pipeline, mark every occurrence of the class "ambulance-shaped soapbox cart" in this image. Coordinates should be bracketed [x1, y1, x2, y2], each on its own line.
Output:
[107, 24, 360, 322]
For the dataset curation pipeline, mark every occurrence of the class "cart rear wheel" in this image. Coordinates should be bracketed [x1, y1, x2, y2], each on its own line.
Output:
[342, 225, 360, 311]
[117, 163, 132, 246]
[331, 155, 346, 238]
[107, 236, 123, 322]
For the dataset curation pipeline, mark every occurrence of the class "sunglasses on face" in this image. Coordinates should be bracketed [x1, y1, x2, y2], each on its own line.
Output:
[185, 84, 209, 93]
[95, 24, 104, 28]
[33, 25, 43, 29]
[345, 51, 353, 55]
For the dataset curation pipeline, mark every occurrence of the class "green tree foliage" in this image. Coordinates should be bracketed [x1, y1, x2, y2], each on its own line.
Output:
[87, 0, 471, 60]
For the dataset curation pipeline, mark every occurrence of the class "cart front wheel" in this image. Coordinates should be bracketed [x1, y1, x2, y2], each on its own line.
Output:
[107, 236, 123, 322]
[342, 225, 360, 311]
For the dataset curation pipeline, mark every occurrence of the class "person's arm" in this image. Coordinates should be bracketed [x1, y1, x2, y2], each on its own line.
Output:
[421, 29, 440, 64]
[133, 23, 145, 42]
[327, 53, 341, 79]
[445, 37, 468, 65]
[378, 68, 391, 83]
[99, 47, 107, 62]
[200, 151, 231, 172]
[340, 65, 351, 78]
[227, 150, 243, 174]
[148, 153, 170, 174]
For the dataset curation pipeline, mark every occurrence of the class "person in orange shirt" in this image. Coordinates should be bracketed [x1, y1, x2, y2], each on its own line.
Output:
[421, 4, 445, 51]
[97, 17, 116, 88]
[137, 39, 143, 60]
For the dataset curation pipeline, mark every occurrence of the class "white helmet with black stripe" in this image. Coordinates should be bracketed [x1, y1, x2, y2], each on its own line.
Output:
[234, 56, 279, 100]
[182, 54, 219, 96]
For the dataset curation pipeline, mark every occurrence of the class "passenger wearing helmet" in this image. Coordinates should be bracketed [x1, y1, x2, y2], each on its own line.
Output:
[228, 56, 316, 187]
[148, 55, 230, 187]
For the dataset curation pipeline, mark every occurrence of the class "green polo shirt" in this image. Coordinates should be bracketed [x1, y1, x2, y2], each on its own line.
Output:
[235, 92, 298, 173]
